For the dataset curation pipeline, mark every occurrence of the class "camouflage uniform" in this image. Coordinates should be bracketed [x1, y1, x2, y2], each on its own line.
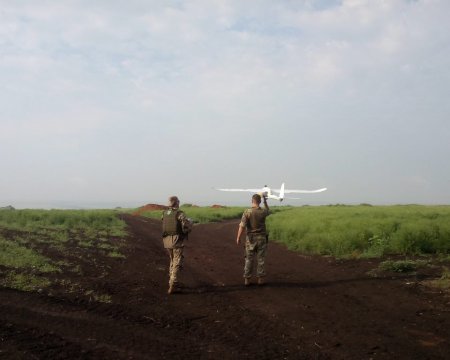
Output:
[162, 208, 187, 287]
[239, 206, 270, 279]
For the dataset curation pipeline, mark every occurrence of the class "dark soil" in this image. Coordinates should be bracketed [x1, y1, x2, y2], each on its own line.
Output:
[1, 215, 449, 359]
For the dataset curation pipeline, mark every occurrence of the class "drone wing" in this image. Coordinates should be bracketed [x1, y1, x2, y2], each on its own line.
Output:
[282, 187, 327, 194]
[215, 188, 261, 193]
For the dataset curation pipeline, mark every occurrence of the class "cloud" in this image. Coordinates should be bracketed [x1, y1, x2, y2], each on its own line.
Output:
[1, 0, 449, 204]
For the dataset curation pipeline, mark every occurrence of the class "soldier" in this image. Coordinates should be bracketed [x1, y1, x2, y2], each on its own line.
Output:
[162, 196, 189, 294]
[236, 193, 270, 286]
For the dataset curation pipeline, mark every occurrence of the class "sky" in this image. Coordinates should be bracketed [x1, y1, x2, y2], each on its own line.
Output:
[1, 0, 449, 208]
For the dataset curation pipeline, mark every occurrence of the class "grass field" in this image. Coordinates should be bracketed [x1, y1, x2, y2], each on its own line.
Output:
[139, 204, 450, 258]
[0, 209, 126, 235]
[267, 205, 450, 258]
[0, 209, 126, 292]
[1, 205, 449, 293]
[139, 205, 290, 223]
[139, 205, 247, 223]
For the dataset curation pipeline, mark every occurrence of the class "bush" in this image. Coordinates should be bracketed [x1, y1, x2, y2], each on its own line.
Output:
[378, 259, 429, 273]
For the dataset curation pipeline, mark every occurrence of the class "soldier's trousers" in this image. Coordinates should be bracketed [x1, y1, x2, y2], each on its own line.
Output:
[244, 234, 268, 278]
[167, 247, 184, 286]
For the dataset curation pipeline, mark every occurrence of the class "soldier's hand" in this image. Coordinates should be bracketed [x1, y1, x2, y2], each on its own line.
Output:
[236, 237, 241, 245]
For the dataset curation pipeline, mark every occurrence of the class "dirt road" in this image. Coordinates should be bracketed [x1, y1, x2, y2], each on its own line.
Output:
[1, 215, 449, 359]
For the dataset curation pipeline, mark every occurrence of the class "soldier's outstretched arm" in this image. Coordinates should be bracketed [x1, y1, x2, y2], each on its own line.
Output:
[263, 196, 269, 212]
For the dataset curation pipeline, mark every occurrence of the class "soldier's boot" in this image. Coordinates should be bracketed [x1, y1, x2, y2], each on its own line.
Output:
[168, 283, 174, 295]
[257, 277, 265, 286]
[244, 278, 251, 286]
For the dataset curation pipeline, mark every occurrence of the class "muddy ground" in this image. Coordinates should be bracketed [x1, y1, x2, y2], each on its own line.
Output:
[1, 214, 449, 359]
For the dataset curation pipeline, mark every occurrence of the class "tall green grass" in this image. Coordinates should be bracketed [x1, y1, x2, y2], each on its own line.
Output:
[267, 205, 450, 257]
[140, 206, 246, 223]
[0, 209, 126, 236]
[140, 205, 289, 223]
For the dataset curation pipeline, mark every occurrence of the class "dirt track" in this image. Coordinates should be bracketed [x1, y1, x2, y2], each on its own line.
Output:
[1, 215, 449, 359]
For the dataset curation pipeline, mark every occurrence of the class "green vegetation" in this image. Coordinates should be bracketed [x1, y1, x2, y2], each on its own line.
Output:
[140, 204, 450, 258]
[378, 259, 430, 273]
[84, 290, 113, 303]
[0, 235, 59, 291]
[2, 205, 450, 292]
[422, 267, 450, 293]
[140, 206, 246, 223]
[0, 209, 126, 237]
[141, 205, 245, 223]
[0, 236, 59, 273]
[0, 209, 126, 255]
[2, 272, 51, 292]
[108, 250, 126, 259]
[140, 205, 290, 223]
[0, 209, 127, 293]
[267, 205, 450, 258]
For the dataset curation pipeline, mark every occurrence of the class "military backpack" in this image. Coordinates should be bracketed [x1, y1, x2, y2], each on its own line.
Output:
[162, 209, 193, 236]
[162, 209, 182, 236]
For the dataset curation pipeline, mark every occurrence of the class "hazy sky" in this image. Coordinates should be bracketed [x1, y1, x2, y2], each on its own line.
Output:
[1, 0, 449, 208]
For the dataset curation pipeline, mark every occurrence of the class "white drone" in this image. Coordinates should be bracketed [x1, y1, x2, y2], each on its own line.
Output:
[215, 183, 327, 202]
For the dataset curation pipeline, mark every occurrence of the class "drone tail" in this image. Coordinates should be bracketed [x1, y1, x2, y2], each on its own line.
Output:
[279, 182, 285, 201]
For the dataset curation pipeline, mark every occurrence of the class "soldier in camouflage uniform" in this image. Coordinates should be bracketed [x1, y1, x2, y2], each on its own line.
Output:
[162, 196, 188, 294]
[236, 194, 270, 286]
